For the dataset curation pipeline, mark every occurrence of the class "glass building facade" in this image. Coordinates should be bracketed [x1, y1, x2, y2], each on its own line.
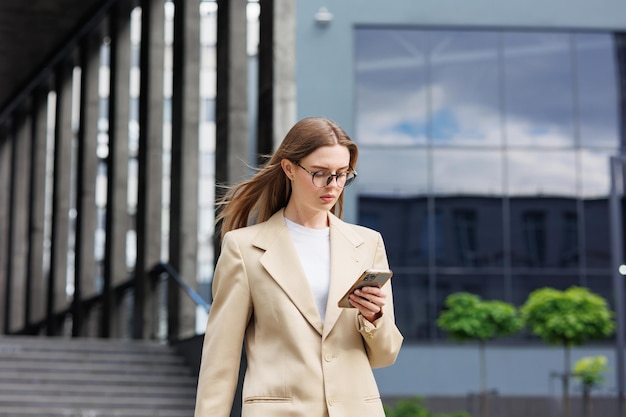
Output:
[354, 28, 622, 341]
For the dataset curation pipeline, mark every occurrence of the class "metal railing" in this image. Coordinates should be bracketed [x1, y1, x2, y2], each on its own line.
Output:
[149, 262, 210, 313]
[9, 262, 210, 343]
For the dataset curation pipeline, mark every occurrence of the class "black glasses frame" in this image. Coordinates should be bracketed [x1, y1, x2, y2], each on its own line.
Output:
[295, 162, 357, 188]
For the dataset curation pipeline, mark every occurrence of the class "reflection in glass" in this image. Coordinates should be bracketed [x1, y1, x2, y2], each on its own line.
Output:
[503, 32, 575, 147]
[511, 273, 576, 308]
[359, 195, 429, 268]
[436, 273, 506, 338]
[510, 197, 577, 268]
[521, 210, 546, 267]
[391, 270, 429, 340]
[453, 209, 477, 266]
[437, 273, 506, 305]
[576, 33, 619, 148]
[433, 149, 502, 195]
[584, 199, 612, 268]
[507, 150, 576, 197]
[560, 211, 579, 268]
[355, 29, 429, 145]
[584, 275, 613, 310]
[434, 197, 504, 268]
[429, 31, 500, 146]
[357, 146, 428, 196]
[354, 27, 619, 342]
[580, 148, 613, 199]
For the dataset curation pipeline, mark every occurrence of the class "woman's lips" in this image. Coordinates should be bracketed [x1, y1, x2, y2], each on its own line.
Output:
[320, 194, 335, 203]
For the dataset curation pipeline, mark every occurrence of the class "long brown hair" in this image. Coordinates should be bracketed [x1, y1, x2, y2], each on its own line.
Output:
[216, 117, 358, 239]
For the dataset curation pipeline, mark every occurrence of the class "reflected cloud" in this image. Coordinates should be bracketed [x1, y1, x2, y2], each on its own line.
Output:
[355, 28, 619, 200]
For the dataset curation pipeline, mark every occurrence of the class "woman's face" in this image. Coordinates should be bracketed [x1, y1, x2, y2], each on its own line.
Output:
[287, 144, 351, 214]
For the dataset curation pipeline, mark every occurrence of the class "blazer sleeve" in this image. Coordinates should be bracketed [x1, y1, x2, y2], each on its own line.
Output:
[357, 231, 404, 369]
[194, 232, 252, 417]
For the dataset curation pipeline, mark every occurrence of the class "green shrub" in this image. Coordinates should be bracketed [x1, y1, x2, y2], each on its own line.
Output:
[384, 397, 471, 417]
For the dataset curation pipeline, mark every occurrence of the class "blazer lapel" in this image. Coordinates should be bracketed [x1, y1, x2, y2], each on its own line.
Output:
[322, 213, 367, 339]
[254, 210, 324, 335]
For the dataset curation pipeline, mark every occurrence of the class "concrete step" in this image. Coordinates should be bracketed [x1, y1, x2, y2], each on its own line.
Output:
[0, 393, 195, 407]
[0, 382, 195, 397]
[0, 358, 192, 375]
[0, 336, 198, 417]
[0, 336, 178, 354]
[0, 370, 197, 386]
[0, 350, 185, 365]
[0, 406, 194, 417]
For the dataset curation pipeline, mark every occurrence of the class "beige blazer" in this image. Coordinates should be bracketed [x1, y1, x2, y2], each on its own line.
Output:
[194, 210, 403, 417]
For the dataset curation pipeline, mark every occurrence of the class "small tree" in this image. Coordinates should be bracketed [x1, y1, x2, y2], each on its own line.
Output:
[437, 292, 522, 417]
[573, 355, 608, 417]
[520, 287, 614, 417]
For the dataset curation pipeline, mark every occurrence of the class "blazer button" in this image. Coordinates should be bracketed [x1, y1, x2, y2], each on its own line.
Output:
[324, 353, 333, 362]
[328, 397, 336, 406]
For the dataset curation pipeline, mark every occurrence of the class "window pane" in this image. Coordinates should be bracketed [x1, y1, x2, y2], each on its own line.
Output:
[436, 273, 507, 339]
[429, 31, 500, 146]
[584, 199, 611, 268]
[435, 197, 504, 268]
[511, 273, 579, 308]
[353, 27, 620, 342]
[355, 29, 429, 145]
[503, 32, 575, 147]
[438, 273, 506, 303]
[359, 195, 427, 268]
[433, 149, 502, 195]
[507, 150, 576, 196]
[581, 148, 613, 199]
[357, 147, 428, 196]
[392, 270, 430, 341]
[576, 33, 619, 148]
[585, 275, 613, 311]
[509, 197, 578, 268]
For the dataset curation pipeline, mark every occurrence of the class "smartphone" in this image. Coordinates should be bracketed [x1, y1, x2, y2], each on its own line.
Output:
[337, 268, 393, 308]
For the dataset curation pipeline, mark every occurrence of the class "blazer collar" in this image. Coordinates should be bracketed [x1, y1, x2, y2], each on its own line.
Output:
[254, 210, 324, 334]
[324, 213, 365, 338]
[253, 210, 366, 338]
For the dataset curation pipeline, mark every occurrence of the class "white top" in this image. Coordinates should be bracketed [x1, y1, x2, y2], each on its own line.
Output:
[285, 218, 331, 321]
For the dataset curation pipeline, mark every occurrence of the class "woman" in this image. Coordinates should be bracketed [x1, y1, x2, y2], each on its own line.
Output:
[194, 117, 403, 417]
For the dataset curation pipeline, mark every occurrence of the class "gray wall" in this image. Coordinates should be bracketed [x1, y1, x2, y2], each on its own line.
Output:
[295, 0, 626, 399]
[374, 344, 619, 397]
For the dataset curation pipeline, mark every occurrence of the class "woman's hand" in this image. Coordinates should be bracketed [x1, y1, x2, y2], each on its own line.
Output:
[349, 286, 386, 323]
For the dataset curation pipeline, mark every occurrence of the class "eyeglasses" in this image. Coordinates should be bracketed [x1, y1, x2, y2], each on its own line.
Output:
[295, 162, 357, 188]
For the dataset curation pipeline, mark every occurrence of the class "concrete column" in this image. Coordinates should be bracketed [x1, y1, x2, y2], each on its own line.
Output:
[47, 63, 74, 335]
[26, 91, 49, 327]
[257, 0, 273, 161]
[72, 34, 101, 336]
[104, 1, 133, 338]
[272, 0, 296, 146]
[0, 130, 13, 333]
[216, 0, 248, 185]
[169, 0, 202, 340]
[134, 0, 165, 339]
[8, 113, 33, 332]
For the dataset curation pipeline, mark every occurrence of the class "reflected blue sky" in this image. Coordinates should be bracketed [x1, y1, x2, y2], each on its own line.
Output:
[355, 28, 619, 198]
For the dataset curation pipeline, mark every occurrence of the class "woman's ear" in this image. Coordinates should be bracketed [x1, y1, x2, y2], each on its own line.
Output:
[281, 159, 295, 180]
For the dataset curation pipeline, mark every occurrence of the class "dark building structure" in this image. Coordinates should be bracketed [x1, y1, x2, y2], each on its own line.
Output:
[360, 194, 613, 340]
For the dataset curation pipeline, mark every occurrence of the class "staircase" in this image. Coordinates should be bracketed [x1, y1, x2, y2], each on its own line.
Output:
[0, 336, 198, 417]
